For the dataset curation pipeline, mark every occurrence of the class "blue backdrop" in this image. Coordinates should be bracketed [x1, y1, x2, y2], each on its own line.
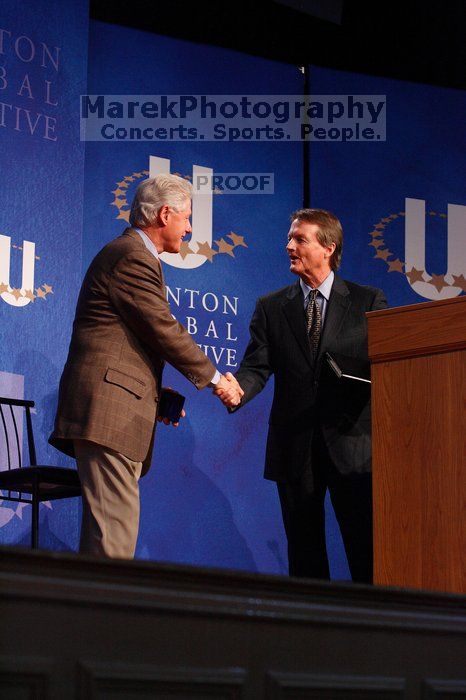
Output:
[1, 5, 463, 579]
[308, 66, 466, 307]
[0, 0, 88, 548]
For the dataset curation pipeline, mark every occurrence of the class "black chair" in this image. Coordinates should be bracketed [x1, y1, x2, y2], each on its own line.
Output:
[0, 396, 81, 549]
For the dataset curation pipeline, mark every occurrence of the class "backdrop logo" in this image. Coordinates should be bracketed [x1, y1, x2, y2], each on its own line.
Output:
[369, 198, 466, 300]
[0, 234, 53, 307]
[0, 29, 60, 142]
[110, 155, 248, 269]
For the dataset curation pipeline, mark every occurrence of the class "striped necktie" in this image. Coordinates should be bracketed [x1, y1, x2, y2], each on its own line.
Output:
[306, 289, 322, 356]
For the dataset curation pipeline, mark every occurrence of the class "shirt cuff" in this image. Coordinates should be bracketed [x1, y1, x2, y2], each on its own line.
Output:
[209, 369, 221, 387]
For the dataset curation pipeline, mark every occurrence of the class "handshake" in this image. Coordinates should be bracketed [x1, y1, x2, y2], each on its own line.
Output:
[214, 372, 244, 408]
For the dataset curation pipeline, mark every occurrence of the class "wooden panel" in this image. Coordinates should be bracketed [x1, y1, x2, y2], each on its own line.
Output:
[423, 678, 466, 698]
[372, 351, 465, 593]
[0, 656, 53, 700]
[367, 296, 466, 361]
[1, 548, 466, 700]
[78, 662, 246, 700]
[267, 672, 405, 699]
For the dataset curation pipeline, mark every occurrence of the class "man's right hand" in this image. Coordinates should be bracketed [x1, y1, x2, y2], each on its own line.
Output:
[213, 372, 244, 408]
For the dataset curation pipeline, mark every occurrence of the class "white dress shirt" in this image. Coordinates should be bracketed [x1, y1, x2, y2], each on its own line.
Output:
[299, 270, 334, 326]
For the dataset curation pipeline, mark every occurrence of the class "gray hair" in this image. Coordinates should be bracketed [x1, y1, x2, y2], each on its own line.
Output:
[130, 174, 193, 227]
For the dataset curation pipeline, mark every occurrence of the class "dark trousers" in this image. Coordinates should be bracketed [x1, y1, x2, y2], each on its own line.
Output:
[277, 427, 373, 583]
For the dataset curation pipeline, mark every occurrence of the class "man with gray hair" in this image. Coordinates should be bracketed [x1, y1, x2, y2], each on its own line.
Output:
[50, 174, 242, 559]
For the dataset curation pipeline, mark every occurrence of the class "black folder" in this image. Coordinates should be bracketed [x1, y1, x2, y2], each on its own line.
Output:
[325, 352, 371, 384]
[158, 388, 185, 422]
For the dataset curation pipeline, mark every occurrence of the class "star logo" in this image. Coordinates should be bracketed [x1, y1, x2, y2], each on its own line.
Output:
[368, 209, 464, 297]
[179, 241, 194, 259]
[387, 258, 404, 273]
[374, 248, 392, 261]
[215, 238, 235, 257]
[111, 197, 126, 209]
[429, 273, 449, 292]
[452, 274, 466, 292]
[227, 232, 248, 248]
[196, 241, 217, 262]
[406, 267, 425, 284]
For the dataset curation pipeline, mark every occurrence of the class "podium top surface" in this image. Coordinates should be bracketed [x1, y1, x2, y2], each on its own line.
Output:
[367, 295, 466, 361]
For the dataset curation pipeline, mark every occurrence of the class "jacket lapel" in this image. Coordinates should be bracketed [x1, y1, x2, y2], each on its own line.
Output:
[318, 274, 351, 360]
[282, 282, 312, 367]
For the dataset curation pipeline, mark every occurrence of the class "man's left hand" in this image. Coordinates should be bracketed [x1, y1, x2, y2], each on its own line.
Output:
[157, 408, 186, 427]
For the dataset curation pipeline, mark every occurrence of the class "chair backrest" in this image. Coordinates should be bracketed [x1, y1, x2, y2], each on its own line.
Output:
[0, 397, 37, 470]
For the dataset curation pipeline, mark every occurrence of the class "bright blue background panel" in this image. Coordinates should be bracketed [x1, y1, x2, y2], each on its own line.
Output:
[0, 0, 89, 550]
[308, 66, 466, 308]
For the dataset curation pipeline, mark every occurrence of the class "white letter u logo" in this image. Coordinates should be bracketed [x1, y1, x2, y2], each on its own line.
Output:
[405, 198, 466, 300]
[0, 234, 36, 307]
[149, 155, 213, 270]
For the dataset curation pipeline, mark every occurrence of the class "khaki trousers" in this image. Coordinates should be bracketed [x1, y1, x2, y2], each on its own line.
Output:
[74, 439, 143, 559]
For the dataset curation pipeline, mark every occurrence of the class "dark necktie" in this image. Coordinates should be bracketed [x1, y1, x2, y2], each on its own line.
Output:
[306, 289, 322, 356]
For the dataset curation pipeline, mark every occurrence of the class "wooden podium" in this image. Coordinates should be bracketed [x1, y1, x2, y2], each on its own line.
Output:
[367, 296, 465, 594]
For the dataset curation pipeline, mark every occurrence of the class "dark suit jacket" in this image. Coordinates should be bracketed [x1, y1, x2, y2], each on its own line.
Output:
[49, 228, 215, 474]
[234, 274, 387, 483]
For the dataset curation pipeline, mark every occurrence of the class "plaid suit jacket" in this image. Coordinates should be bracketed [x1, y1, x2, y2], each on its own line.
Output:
[49, 228, 215, 474]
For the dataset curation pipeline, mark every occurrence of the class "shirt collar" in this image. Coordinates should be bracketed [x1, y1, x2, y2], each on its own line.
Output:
[300, 270, 334, 301]
[134, 227, 159, 259]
